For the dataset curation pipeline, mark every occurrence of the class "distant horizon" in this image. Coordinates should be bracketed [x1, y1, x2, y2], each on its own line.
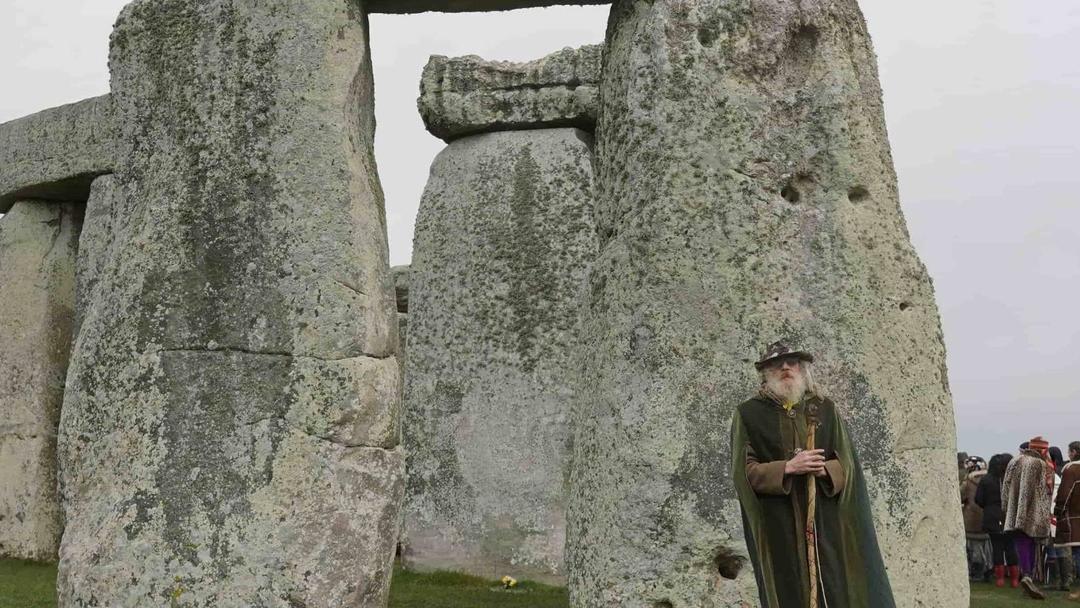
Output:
[2, 0, 1078, 464]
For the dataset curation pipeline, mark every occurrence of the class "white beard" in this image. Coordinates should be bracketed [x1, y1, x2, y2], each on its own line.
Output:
[766, 373, 807, 404]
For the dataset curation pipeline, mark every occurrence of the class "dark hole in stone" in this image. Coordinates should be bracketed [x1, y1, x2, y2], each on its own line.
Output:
[715, 548, 743, 580]
[781, 185, 800, 203]
[792, 23, 821, 56]
[654, 602, 674, 608]
[698, 26, 719, 47]
[899, 301, 912, 311]
[598, 225, 614, 243]
[848, 186, 870, 203]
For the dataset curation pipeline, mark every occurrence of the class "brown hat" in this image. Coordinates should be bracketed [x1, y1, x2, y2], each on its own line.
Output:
[1029, 436, 1050, 453]
[754, 341, 814, 371]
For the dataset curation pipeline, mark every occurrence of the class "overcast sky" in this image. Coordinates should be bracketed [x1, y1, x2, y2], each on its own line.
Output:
[1, 1, 1078, 460]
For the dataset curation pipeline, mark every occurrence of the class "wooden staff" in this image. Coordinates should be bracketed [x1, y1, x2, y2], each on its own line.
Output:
[805, 402, 820, 608]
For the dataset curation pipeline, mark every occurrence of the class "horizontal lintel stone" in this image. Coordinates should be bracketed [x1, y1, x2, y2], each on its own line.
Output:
[419, 45, 601, 142]
[0, 95, 115, 212]
[368, 0, 609, 14]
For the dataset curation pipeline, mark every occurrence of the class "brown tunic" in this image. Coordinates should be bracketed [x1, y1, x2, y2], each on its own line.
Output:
[1055, 461, 1080, 546]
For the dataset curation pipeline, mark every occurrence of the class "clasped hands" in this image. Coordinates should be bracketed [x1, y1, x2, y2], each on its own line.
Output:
[785, 448, 827, 478]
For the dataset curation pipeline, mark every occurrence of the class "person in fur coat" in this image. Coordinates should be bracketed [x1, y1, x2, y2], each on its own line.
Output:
[1053, 441, 1080, 599]
[1003, 436, 1055, 598]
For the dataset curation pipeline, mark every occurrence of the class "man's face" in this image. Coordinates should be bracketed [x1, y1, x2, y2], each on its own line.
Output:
[762, 356, 807, 402]
[1070, 447, 1080, 462]
[763, 356, 803, 383]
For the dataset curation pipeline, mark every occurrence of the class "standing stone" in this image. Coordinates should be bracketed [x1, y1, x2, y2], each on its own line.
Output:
[568, 1, 966, 607]
[0, 201, 81, 562]
[404, 128, 596, 584]
[75, 176, 120, 339]
[391, 265, 411, 315]
[56, 2, 403, 607]
[392, 265, 410, 368]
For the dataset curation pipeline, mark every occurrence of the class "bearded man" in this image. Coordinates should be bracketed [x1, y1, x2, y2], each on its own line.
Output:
[730, 342, 895, 608]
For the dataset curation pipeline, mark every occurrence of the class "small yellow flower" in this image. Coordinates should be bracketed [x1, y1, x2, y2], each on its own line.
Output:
[500, 575, 518, 589]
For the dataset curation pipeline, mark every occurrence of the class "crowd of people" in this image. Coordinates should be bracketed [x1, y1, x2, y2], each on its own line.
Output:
[960, 438, 1080, 601]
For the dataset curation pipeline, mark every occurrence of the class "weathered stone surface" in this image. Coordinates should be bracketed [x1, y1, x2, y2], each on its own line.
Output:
[368, 0, 608, 14]
[56, 1, 404, 606]
[567, 1, 966, 607]
[392, 266, 410, 371]
[0, 201, 81, 562]
[419, 45, 601, 142]
[74, 176, 120, 338]
[397, 313, 409, 369]
[391, 265, 410, 314]
[0, 95, 114, 212]
[404, 128, 596, 584]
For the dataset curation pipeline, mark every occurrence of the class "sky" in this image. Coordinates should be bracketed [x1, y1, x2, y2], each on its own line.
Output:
[1, 0, 1078, 460]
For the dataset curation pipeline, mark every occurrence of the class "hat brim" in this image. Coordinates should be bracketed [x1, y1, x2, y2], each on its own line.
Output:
[754, 351, 814, 370]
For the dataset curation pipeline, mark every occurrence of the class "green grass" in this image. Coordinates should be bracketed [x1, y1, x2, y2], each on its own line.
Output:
[0, 560, 55, 608]
[388, 567, 568, 608]
[0, 560, 568, 608]
[4, 560, 1077, 608]
[969, 580, 1078, 607]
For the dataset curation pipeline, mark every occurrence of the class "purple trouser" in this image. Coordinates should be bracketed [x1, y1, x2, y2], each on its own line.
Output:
[1014, 533, 1037, 575]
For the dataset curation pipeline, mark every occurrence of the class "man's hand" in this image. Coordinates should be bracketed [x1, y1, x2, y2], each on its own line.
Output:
[785, 449, 826, 476]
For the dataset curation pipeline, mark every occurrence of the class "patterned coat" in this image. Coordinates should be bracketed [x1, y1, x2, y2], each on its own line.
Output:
[1055, 461, 1080, 546]
[1002, 450, 1053, 538]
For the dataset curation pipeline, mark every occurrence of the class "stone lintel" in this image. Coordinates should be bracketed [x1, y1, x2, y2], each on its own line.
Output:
[419, 45, 601, 142]
[0, 95, 115, 212]
[368, 0, 609, 14]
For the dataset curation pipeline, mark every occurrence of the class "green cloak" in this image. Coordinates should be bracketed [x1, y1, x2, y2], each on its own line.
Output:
[730, 395, 895, 608]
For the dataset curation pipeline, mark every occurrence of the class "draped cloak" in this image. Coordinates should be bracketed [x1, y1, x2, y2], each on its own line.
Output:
[730, 394, 895, 608]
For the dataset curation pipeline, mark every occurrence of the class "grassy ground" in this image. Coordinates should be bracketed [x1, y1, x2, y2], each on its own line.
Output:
[387, 568, 568, 608]
[4, 560, 1077, 608]
[970, 580, 1078, 607]
[0, 560, 569, 608]
[0, 560, 54, 608]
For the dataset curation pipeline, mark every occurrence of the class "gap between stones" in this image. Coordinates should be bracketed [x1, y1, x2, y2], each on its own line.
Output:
[159, 347, 400, 450]
[158, 347, 396, 362]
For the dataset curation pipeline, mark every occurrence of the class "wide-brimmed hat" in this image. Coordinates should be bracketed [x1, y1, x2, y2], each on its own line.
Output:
[754, 341, 814, 370]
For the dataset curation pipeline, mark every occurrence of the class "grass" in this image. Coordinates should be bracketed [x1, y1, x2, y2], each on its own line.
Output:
[387, 567, 568, 608]
[0, 560, 569, 608]
[0, 560, 55, 608]
[5, 560, 1078, 608]
[969, 580, 1079, 607]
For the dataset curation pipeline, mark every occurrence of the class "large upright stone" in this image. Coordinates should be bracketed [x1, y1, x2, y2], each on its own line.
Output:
[56, 2, 403, 606]
[404, 128, 596, 584]
[0, 201, 81, 562]
[0, 95, 114, 211]
[74, 176, 121, 339]
[392, 265, 410, 367]
[567, 1, 966, 607]
[419, 45, 601, 142]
